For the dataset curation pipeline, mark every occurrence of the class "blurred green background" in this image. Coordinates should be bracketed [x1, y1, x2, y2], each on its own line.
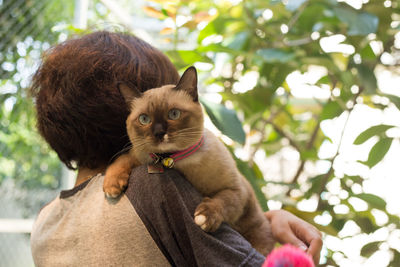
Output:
[1, 0, 399, 266]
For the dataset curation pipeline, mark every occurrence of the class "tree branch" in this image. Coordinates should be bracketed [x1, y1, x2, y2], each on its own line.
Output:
[248, 108, 284, 166]
[316, 86, 365, 207]
[269, 120, 302, 152]
[286, 116, 321, 196]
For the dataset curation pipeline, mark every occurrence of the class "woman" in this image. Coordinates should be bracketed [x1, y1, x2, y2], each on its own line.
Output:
[30, 31, 322, 266]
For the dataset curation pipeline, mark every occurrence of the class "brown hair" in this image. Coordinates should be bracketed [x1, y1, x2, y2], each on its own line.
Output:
[31, 31, 180, 169]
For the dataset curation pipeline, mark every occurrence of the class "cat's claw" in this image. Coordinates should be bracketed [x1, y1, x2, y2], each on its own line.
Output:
[103, 173, 129, 199]
[194, 198, 223, 232]
[194, 214, 207, 230]
[105, 191, 121, 199]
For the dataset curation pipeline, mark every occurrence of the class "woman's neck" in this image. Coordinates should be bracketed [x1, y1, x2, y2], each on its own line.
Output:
[75, 166, 107, 186]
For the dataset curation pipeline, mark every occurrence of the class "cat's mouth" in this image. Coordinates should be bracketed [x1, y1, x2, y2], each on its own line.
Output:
[153, 143, 177, 154]
[154, 133, 169, 144]
[161, 134, 169, 143]
[150, 133, 201, 153]
[152, 134, 177, 152]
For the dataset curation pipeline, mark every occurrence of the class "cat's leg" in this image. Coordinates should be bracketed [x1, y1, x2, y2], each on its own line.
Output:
[194, 185, 246, 232]
[239, 216, 274, 256]
[193, 177, 275, 256]
[103, 153, 139, 198]
[234, 193, 275, 256]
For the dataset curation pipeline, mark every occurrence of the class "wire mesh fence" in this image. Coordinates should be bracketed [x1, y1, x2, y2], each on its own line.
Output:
[0, 0, 76, 266]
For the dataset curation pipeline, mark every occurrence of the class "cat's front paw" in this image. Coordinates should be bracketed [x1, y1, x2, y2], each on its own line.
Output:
[194, 197, 224, 232]
[103, 173, 129, 198]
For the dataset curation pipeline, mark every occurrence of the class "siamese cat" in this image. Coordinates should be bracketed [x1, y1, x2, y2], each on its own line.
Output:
[103, 66, 275, 255]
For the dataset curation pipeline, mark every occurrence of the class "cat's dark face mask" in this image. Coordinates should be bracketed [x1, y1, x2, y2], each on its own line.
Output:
[120, 66, 204, 153]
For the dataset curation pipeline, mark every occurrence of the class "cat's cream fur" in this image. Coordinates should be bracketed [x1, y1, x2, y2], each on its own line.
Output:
[103, 67, 275, 255]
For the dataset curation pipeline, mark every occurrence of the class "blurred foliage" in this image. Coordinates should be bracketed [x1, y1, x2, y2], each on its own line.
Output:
[0, 0, 76, 189]
[141, 0, 400, 265]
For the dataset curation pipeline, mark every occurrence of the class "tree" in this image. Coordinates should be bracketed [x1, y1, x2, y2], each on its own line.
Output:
[141, 0, 400, 265]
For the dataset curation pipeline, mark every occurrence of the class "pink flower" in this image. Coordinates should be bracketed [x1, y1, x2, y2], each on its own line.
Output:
[262, 244, 315, 267]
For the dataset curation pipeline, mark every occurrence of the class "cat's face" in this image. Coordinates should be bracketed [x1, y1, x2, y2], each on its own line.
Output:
[122, 67, 204, 154]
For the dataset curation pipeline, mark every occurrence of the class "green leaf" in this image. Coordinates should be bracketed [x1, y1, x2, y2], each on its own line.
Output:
[316, 75, 330, 85]
[360, 44, 376, 60]
[388, 214, 400, 228]
[197, 44, 241, 55]
[355, 193, 387, 210]
[384, 94, 400, 111]
[256, 49, 295, 63]
[166, 50, 211, 68]
[304, 174, 325, 198]
[361, 241, 381, 257]
[161, 8, 169, 17]
[360, 138, 393, 168]
[334, 7, 379, 36]
[200, 98, 246, 145]
[198, 17, 235, 42]
[331, 217, 347, 232]
[356, 64, 377, 93]
[224, 32, 249, 50]
[331, 53, 349, 71]
[179, 50, 212, 64]
[234, 158, 268, 211]
[320, 101, 343, 121]
[391, 249, 400, 266]
[286, 0, 307, 11]
[354, 216, 376, 233]
[344, 175, 363, 184]
[339, 71, 354, 92]
[198, 24, 216, 43]
[354, 125, 395, 145]
[300, 148, 318, 161]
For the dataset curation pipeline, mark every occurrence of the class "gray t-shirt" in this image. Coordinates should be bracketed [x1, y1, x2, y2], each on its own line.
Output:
[31, 166, 265, 266]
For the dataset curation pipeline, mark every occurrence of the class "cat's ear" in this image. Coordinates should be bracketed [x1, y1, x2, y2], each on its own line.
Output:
[117, 82, 142, 106]
[175, 66, 198, 102]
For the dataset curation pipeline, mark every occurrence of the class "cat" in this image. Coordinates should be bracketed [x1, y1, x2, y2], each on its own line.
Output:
[103, 66, 275, 255]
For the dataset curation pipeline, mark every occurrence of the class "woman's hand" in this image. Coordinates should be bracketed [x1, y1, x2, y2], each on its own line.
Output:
[265, 209, 323, 265]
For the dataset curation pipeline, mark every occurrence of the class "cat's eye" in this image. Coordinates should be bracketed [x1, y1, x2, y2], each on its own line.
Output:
[138, 114, 151, 125]
[168, 109, 181, 120]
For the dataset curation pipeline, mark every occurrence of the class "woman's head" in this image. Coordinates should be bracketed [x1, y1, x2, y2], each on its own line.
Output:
[31, 31, 180, 169]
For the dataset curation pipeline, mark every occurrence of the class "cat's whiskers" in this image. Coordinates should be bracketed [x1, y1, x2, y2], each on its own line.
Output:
[173, 131, 203, 136]
[131, 140, 152, 149]
[173, 127, 203, 133]
[172, 132, 203, 139]
[169, 135, 201, 145]
[109, 142, 133, 163]
[131, 139, 161, 154]
[173, 129, 203, 136]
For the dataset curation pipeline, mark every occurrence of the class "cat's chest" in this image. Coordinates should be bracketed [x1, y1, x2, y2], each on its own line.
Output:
[173, 150, 214, 194]
[173, 138, 232, 195]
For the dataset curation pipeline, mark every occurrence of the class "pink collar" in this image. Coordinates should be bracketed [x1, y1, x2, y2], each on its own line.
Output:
[150, 136, 204, 168]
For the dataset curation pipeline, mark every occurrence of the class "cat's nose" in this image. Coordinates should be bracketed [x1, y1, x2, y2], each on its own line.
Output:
[153, 123, 166, 140]
[155, 131, 166, 140]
